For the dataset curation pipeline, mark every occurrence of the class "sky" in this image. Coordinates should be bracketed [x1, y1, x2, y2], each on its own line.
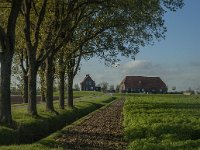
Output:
[74, 0, 200, 91]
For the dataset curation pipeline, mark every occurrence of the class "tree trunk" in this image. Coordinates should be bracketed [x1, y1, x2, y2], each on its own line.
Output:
[23, 75, 28, 103]
[27, 64, 38, 116]
[58, 52, 65, 109]
[0, 53, 13, 124]
[0, 0, 22, 124]
[23, 0, 47, 116]
[45, 56, 54, 111]
[59, 71, 65, 109]
[67, 71, 74, 108]
[39, 67, 46, 102]
[41, 90, 46, 102]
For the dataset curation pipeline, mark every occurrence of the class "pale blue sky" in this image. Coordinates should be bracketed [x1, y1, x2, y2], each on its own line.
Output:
[75, 0, 200, 91]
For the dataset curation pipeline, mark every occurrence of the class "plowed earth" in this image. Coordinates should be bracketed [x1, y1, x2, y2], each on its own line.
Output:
[55, 98, 127, 150]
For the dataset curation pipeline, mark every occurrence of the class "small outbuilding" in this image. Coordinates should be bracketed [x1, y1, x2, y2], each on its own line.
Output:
[80, 74, 96, 91]
[119, 76, 167, 94]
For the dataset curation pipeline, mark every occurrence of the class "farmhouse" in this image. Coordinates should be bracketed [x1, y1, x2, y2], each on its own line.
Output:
[119, 76, 167, 93]
[80, 74, 96, 91]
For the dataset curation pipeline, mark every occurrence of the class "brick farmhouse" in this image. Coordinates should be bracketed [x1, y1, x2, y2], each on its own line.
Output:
[119, 76, 167, 93]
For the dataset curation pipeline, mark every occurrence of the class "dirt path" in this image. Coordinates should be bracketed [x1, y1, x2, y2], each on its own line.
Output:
[55, 98, 127, 150]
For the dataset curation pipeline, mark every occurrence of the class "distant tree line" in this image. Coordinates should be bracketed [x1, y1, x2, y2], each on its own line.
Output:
[0, 0, 184, 124]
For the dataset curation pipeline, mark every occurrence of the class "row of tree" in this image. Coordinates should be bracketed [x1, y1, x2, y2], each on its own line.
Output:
[0, 0, 184, 124]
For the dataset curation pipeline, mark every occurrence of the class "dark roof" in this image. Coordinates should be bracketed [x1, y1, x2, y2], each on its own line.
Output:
[120, 76, 167, 89]
[80, 74, 95, 84]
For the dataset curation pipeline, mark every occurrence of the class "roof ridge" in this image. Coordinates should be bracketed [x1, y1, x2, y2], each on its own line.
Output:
[80, 74, 95, 84]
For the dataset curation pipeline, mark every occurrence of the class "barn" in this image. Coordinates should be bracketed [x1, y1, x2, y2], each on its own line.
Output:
[119, 76, 167, 94]
[80, 74, 96, 91]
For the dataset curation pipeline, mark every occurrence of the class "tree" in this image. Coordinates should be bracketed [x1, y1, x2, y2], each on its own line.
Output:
[66, 54, 81, 108]
[172, 86, 176, 92]
[115, 85, 120, 93]
[60, 0, 184, 108]
[45, 54, 55, 111]
[57, 49, 66, 109]
[19, 50, 29, 103]
[22, 0, 74, 114]
[0, 0, 23, 124]
[13, 13, 30, 104]
[22, 0, 93, 113]
[22, 0, 44, 115]
[109, 85, 115, 91]
[38, 63, 46, 102]
[74, 84, 80, 91]
[99, 82, 109, 92]
[12, 53, 26, 102]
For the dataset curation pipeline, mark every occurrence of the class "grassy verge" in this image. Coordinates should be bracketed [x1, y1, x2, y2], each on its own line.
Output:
[123, 94, 200, 150]
[53, 91, 104, 98]
[0, 94, 115, 146]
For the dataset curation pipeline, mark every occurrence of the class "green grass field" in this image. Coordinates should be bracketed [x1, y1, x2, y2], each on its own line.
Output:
[53, 91, 104, 98]
[123, 94, 200, 150]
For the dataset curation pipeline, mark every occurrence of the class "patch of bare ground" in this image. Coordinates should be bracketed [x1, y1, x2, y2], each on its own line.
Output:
[55, 98, 127, 150]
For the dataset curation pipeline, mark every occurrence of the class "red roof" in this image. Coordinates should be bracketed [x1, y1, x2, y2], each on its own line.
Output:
[120, 76, 167, 89]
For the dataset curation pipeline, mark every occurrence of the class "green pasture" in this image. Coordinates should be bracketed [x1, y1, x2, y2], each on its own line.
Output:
[123, 94, 200, 150]
[53, 91, 103, 98]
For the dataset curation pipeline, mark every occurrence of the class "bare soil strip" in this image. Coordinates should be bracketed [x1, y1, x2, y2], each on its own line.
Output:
[55, 98, 127, 150]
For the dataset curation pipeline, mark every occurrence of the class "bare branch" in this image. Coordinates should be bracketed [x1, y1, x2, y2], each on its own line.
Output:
[33, 0, 48, 49]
